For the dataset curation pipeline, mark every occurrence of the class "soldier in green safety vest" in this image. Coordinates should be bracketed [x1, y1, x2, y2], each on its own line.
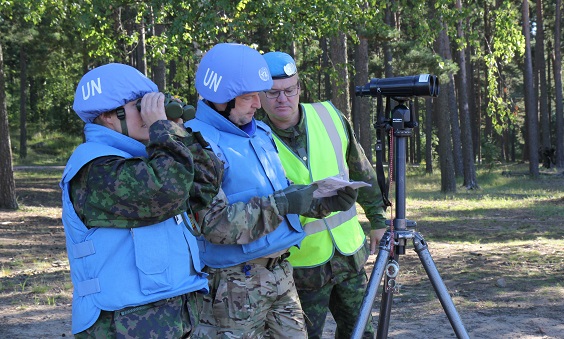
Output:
[259, 52, 387, 339]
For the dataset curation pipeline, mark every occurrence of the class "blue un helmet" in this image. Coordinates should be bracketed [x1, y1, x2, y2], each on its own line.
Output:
[263, 51, 298, 79]
[195, 43, 273, 104]
[73, 63, 157, 123]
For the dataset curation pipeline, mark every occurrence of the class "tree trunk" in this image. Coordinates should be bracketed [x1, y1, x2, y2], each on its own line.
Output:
[482, 1, 493, 157]
[353, 35, 373, 163]
[29, 77, 38, 124]
[384, 6, 395, 78]
[137, 19, 147, 76]
[535, 0, 551, 167]
[467, 28, 479, 164]
[547, 40, 552, 128]
[153, 23, 166, 91]
[112, 6, 127, 63]
[381, 7, 395, 164]
[328, 32, 350, 118]
[425, 97, 433, 174]
[169, 59, 178, 91]
[414, 99, 421, 164]
[456, 0, 479, 189]
[0, 42, 18, 210]
[436, 29, 457, 193]
[447, 75, 463, 176]
[555, 0, 564, 168]
[19, 47, 27, 160]
[523, 0, 540, 176]
[474, 49, 482, 164]
[322, 37, 331, 101]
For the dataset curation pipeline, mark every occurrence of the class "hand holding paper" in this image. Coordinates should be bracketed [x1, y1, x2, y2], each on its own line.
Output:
[311, 176, 371, 198]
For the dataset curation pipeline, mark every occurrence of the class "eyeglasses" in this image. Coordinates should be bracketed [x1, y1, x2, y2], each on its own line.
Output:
[264, 84, 300, 99]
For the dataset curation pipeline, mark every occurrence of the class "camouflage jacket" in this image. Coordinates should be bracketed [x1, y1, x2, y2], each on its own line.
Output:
[71, 120, 223, 228]
[261, 105, 387, 231]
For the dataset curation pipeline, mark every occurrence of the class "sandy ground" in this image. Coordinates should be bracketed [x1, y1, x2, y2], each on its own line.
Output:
[1, 249, 562, 339]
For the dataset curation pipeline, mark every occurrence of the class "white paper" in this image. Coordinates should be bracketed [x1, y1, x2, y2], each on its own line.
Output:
[311, 176, 371, 198]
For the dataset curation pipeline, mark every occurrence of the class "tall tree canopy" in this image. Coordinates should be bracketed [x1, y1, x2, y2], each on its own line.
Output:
[1, 0, 561, 207]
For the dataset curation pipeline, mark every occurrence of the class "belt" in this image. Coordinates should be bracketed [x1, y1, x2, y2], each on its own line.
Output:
[247, 252, 290, 271]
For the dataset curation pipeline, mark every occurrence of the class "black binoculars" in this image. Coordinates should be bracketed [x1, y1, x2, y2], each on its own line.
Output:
[136, 93, 196, 121]
[355, 74, 439, 98]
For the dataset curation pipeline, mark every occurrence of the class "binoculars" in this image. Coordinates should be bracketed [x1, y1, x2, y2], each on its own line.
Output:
[136, 93, 196, 121]
[355, 74, 439, 98]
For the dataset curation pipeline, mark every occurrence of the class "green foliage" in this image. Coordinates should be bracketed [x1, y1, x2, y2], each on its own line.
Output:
[482, 2, 525, 135]
[481, 135, 501, 165]
[0, 0, 553, 173]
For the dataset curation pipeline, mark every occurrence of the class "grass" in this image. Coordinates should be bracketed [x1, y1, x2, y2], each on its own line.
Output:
[10, 129, 81, 166]
[389, 163, 564, 245]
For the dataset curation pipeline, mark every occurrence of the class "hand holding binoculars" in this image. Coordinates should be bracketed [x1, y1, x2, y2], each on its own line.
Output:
[136, 93, 196, 121]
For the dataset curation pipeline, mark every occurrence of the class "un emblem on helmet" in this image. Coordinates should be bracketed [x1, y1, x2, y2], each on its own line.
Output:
[258, 67, 270, 81]
[284, 63, 297, 77]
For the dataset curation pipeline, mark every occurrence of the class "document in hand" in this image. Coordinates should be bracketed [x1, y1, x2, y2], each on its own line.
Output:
[311, 176, 371, 198]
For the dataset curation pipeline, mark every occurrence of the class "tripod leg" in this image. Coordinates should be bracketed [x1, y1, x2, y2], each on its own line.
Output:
[375, 262, 397, 339]
[412, 232, 470, 339]
[351, 233, 392, 339]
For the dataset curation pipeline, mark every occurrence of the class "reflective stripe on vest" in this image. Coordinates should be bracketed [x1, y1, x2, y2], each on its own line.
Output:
[273, 101, 366, 267]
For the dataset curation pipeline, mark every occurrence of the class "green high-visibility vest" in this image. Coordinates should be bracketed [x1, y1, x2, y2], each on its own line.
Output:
[274, 101, 366, 268]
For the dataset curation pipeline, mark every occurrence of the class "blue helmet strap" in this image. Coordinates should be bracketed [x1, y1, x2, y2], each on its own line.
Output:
[116, 107, 129, 137]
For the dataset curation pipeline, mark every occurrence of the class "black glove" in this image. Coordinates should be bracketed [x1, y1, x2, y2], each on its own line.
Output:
[273, 184, 318, 215]
[321, 186, 358, 212]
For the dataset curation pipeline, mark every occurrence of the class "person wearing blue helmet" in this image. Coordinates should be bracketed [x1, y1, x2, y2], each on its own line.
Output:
[259, 51, 388, 339]
[185, 43, 346, 338]
[61, 63, 223, 337]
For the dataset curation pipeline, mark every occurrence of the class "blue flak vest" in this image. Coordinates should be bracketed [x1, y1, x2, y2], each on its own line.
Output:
[185, 101, 305, 268]
[60, 124, 209, 334]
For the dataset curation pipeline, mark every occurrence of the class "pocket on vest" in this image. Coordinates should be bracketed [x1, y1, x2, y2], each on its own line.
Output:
[132, 225, 172, 294]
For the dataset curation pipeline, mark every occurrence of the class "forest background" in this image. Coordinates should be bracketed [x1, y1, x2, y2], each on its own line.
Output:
[1, 1, 564, 338]
[1, 0, 564, 208]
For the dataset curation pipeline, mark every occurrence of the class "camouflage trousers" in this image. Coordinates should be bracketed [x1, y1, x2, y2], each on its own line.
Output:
[192, 259, 307, 339]
[74, 293, 200, 339]
[294, 260, 374, 339]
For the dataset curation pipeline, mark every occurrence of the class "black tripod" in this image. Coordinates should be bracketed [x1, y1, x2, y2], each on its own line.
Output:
[351, 99, 469, 339]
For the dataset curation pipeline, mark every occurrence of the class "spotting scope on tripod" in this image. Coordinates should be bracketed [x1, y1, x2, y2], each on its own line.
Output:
[351, 74, 469, 339]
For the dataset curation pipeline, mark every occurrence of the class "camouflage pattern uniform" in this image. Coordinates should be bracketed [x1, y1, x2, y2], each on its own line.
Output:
[72, 120, 223, 338]
[261, 107, 387, 339]
[71, 121, 223, 228]
[75, 294, 201, 339]
[192, 174, 333, 338]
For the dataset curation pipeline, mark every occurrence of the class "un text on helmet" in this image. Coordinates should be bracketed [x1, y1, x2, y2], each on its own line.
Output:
[81, 78, 102, 100]
[203, 68, 222, 92]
